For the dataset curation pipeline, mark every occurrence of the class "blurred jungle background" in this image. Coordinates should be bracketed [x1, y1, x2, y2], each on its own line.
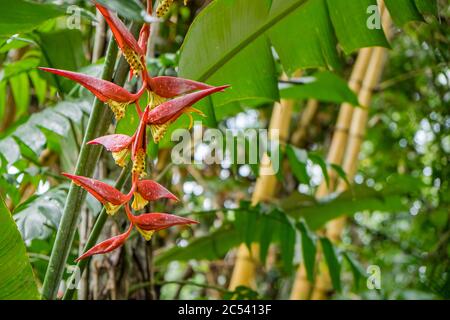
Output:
[0, 0, 448, 300]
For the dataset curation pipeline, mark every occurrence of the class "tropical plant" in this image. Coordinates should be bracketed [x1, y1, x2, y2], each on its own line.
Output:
[0, 0, 447, 301]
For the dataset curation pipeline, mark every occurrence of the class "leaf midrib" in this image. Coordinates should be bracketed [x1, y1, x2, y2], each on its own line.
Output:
[197, 0, 308, 82]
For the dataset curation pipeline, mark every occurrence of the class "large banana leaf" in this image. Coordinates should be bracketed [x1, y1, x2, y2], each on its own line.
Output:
[178, 0, 393, 109]
[0, 196, 39, 299]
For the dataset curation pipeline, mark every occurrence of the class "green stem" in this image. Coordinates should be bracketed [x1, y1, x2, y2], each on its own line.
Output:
[63, 164, 132, 300]
[41, 23, 141, 300]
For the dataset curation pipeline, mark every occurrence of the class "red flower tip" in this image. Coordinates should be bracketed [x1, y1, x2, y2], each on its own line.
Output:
[132, 180, 179, 210]
[75, 224, 132, 261]
[145, 85, 229, 143]
[39, 67, 137, 120]
[149, 76, 215, 98]
[130, 213, 198, 241]
[146, 85, 229, 124]
[62, 173, 128, 215]
[95, 3, 146, 76]
[88, 134, 133, 152]
[38, 67, 136, 103]
[88, 134, 134, 167]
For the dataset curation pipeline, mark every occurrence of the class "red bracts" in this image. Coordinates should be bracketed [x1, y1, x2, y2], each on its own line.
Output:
[75, 224, 132, 261]
[62, 173, 128, 215]
[129, 212, 198, 240]
[39, 67, 137, 120]
[88, 134, 134, 167]
[132, 180, 179, 210]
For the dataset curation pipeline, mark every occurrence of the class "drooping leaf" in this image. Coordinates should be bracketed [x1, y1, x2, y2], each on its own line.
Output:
[342, 252, 366, 290]
[179, 0, 399, 117]
[326, 0, 389, 54]
[308, 152, 330, 189]
[385, 0, 424, 26]
[320, 237, 341, 292]
[286, 145, 310, 185]
[9, 73, 30, 119]
[414, 0, 438, 16]
[296, 220, 317, 282]
[234, 206, 259, 249]
[0, 195, 39, 299]
[258, 212, 275, 264]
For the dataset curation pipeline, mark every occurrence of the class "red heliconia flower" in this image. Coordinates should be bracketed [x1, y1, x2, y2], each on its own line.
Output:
[129, 213, 198, 241]
[88, 134, 134, 167]
[149, 76, 214, 99]
[145, 85, 229, 142]
[132, 180, 179, 211]
[39, 67, 137, 120]
[95, 3, 146, 77]
[75, 223, 132, 261]
[62, 173, 128, 215]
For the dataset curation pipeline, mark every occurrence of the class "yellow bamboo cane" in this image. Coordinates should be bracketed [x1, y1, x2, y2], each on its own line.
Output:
[228, 72, 301, 290]
[310, 9, 393, 300]
[291, 99, 319, 146]
[289, 47, 374, 299]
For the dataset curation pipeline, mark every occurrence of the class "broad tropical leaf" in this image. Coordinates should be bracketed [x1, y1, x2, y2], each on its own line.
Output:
[0, 195, 39, 299]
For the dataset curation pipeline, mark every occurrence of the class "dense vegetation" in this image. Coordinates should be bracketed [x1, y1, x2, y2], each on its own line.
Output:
[0, 0, 448, 300]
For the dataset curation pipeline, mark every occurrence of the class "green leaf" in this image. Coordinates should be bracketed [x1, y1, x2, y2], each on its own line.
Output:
[280, 71, 359, 105]
[330, 163, 350, 187]
[274, 210, 296, 274]
[179, 0, 279, 109]
[0, 195, 39, 299]
[0, 57, 40, 83]
[281, 184, 412, 230]
[342, 252, 365, 290]
[14, 187, 67, 242]
[0, 81, 5, 120]
[308, 152, 330, 189]
[414, 0, 438, 16]
[207, 36, 279, 107]
[268, 0, 340, 72]
[258, 213, 274, 264]
[0, 99, 89, 166]
[29, 70, 47, 106]
[38, 29, 88, 92]
[155, 226, 240, 265]
[9, 73, 30, 119]
[385, 0, 423, 26]
[234, 207, 259, 249]
[326, 0, 389, 54]
[286, 145, 310, 185]
[296, 220, 317, 282]
[0, 0, 64, 37]
[320, 237, 341, 292]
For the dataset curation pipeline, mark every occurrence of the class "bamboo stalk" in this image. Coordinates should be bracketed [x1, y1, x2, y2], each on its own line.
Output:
[291, 99, 319, 146]
[289, 47, 374, 299]
[228, 72, 301, 290]
[309, 8, 393, 300]
[327, 45, 390, 241]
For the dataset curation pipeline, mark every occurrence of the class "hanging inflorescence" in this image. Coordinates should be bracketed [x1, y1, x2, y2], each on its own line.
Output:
[40, 1, 228, 261]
